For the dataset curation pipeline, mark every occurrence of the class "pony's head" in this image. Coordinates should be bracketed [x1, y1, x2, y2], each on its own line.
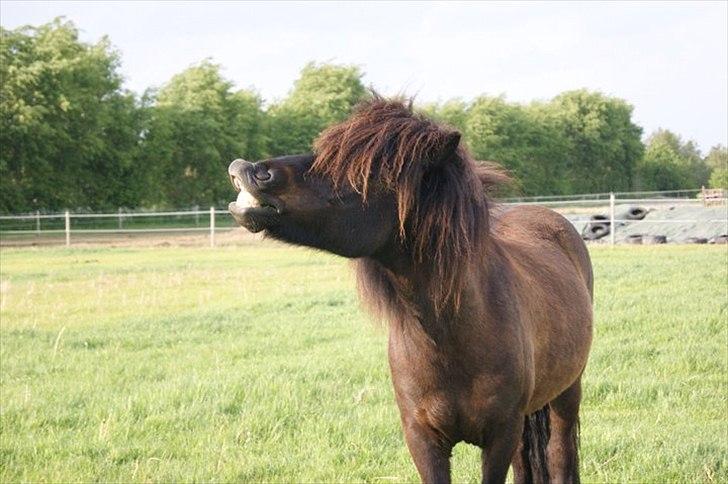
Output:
[228, 97, 507, 308]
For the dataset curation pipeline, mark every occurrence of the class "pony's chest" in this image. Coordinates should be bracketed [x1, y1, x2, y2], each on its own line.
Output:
[387, 359, 505, 445]
[386, 330, 519, 444]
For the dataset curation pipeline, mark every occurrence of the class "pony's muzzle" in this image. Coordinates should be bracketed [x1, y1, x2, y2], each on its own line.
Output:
[228, 159, 253, 192]
[229, 158, 274, 192]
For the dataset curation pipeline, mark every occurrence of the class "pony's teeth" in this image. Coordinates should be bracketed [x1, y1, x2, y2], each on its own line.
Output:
[236, 189, 259, 209]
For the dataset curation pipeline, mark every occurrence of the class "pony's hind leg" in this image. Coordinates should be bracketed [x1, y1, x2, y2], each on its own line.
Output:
[511, 406, 550, 484]
[547, 377, 582, 484]
[509, 433, 529, 484]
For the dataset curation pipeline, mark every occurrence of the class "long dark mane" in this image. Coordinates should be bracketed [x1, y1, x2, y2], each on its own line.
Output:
[311, 96, 509, 315]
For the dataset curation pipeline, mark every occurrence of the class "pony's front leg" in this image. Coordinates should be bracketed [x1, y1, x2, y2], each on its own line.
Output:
[481, 417, 523, 484]
[402, 420, 452, 484]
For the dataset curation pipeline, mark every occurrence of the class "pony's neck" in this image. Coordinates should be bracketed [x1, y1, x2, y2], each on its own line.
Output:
[357, 186, 494, 337]
[357, 232, 494, 338]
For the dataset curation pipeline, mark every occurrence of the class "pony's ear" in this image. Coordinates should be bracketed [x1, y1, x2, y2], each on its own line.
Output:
[430, 131, 461, 166]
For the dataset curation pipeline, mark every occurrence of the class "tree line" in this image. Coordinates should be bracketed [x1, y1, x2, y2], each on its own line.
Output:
[1, 19, 726, 213]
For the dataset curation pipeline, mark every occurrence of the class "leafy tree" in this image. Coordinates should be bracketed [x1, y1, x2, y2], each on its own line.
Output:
[680, 140, 710, 187]
[463, 96, 570, 195]
[636, 129, 711, 191]
[705, 144, 727, 171]
[638, 129, 709, 189]
[709, 168, 728, 189]
[636, 138, 691, 191]
[547, 90, 643, 193]
[705, 145, 727, 188]
[2, 18, 720, 210]
[267, 62, 367, 155]
[423, 91, 646, 195]
[421, 99, 469, 133]
[140, 60, 266, 207]
[0, 18, 142, 212]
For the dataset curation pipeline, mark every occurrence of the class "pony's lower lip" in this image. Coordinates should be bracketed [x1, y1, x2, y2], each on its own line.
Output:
[228, 202, 280, 234]
[228, 201, 278, 215]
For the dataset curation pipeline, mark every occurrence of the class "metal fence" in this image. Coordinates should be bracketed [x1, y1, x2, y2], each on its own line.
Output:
[525, 193, 726, 245]
[0, 206, 235, 247]
[0, 189, 725, 247]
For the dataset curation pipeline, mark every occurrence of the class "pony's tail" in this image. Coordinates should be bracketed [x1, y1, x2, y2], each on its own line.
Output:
[521, 405, 551, 484]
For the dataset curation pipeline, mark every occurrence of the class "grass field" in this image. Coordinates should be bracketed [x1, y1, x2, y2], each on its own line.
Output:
[0, 243, 726, 483]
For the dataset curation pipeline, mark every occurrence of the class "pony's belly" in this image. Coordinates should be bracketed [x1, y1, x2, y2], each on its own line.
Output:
[526, 323, 593, 412]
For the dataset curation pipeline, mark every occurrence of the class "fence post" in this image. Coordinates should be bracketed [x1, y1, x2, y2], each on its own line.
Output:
[36, 210, 41, 234]
[209, 206, 215, 248]
[65, 210, 71, 247]
[609, 192, 615, 247]
[118, 207, 123, 229]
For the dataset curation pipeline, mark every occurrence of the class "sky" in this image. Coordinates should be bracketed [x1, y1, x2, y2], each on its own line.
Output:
[2, 1, 727, 151]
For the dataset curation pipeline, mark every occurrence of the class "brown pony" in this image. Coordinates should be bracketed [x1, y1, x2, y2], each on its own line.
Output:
[228, 97, 593, 484]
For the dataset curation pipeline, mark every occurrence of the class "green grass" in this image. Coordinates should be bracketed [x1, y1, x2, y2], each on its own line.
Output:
[0, 244, 726, 483]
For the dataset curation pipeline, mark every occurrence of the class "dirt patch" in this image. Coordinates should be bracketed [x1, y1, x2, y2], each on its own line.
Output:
[0, 228, 264, 248]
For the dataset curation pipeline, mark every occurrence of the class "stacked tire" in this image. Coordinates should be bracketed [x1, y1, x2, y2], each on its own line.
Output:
[582, 214, 610, 241]
[582, 206, 649, 242]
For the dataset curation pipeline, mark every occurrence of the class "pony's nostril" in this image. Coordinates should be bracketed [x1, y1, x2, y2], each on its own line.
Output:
[253, 166, 272, 182]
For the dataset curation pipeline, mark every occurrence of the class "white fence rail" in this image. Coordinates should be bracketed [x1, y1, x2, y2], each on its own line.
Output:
[500, 188, 705, 203]
[0, 190, 725, 247]
[0, 207, 233, 247]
